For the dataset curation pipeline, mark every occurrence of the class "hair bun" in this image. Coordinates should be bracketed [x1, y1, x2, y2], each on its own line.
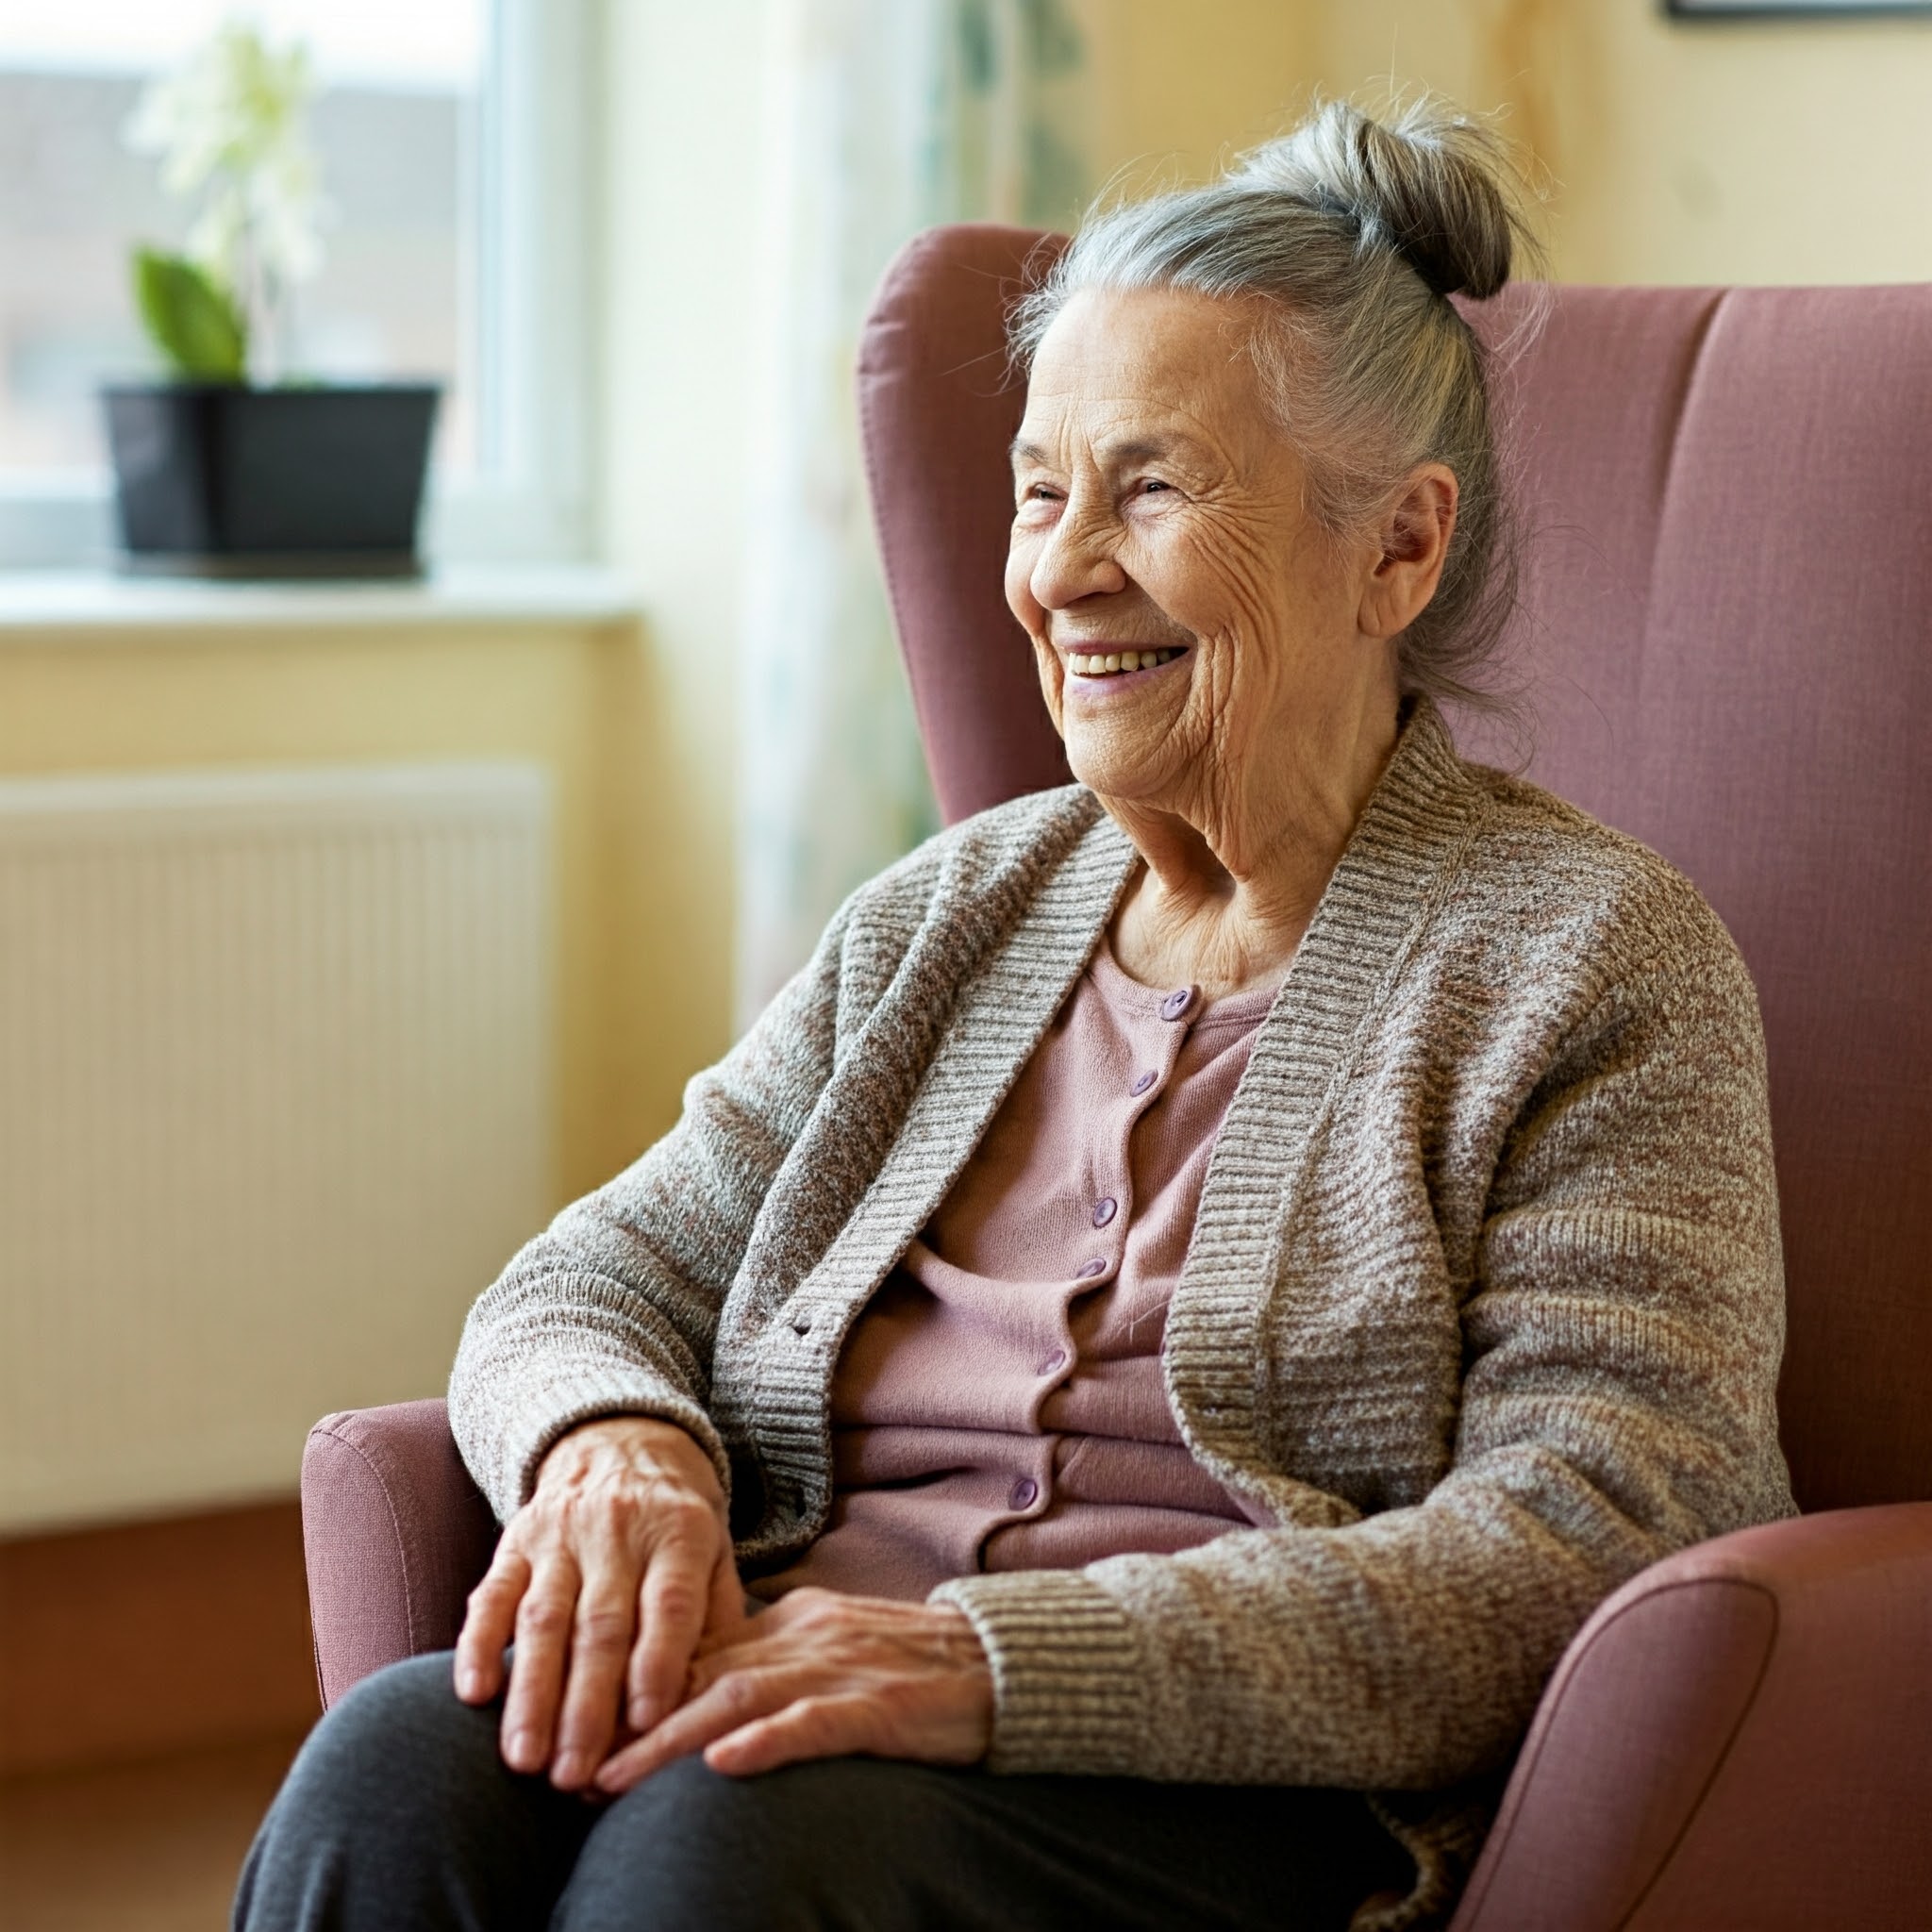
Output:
[1232, 98, 1524, 302]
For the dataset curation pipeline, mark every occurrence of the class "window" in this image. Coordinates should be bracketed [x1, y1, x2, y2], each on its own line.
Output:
[0, 0, 591, 568]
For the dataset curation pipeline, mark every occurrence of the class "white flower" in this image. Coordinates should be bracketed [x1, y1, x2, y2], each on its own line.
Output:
[125, 19, 330, 293]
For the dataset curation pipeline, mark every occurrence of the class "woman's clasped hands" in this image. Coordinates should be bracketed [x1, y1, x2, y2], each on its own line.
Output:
[451, 1415, 994, 1795]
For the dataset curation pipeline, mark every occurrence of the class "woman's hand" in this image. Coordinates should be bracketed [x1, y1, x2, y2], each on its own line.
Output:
[591, 1587, 993, 1793]
[453, 1416, 743, 1790]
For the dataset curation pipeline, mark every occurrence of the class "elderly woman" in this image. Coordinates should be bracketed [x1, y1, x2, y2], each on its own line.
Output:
[238, 100, 1792, 1932]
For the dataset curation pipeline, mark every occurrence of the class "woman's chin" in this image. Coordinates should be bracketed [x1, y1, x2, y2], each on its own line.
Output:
[1062, 735, 1191, 804]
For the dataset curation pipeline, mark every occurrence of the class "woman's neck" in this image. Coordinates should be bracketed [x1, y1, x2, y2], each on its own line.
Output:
[1100, 693, 1402, 1000]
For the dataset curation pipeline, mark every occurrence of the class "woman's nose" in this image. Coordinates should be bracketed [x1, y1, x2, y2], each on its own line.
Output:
[1029, 499, 1127, 609]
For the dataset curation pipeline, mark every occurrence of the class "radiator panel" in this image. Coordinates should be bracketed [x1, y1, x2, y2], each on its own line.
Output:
[0, 764, 552, 1533]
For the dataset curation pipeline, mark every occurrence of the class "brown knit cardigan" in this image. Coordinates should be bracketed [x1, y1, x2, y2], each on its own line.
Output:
[450, 701, 1794, 1928]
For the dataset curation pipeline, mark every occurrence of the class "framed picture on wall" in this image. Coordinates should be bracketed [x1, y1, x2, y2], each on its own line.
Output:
[1666, 0, 1932, 16]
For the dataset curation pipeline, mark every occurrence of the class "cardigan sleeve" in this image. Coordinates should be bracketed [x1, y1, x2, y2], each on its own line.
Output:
[447, 902, 853, 1524]
[931, 941, 1794, 1790]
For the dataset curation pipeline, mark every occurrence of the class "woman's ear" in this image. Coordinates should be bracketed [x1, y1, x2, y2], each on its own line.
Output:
[1358, 464, 1457, 641]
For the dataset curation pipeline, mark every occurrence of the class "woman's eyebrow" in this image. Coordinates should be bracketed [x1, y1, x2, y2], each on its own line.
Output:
[1008, 433, 1201, 468]
[1103, 436, 1190, 466]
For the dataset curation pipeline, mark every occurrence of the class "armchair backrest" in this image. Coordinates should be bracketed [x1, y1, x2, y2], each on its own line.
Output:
[857, 225, 1932, 1514]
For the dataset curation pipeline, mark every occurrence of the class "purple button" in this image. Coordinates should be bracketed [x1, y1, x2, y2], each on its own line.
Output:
[1076, 1257, 1108, 1280]
[1131, 1070, 1158, 1096]
[1091, 1196, 1118, 1227]
[1009, 1477, 1039, 1509]
[1160, 987, 1194, 1021]
[1040, 1348, 1069, 1375]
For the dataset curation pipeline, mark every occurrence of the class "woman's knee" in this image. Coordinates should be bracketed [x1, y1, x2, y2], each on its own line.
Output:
[555, 1756, 945, 1932]
[235, 1651, 589, 1931]
[287, 1652, 497, 1816]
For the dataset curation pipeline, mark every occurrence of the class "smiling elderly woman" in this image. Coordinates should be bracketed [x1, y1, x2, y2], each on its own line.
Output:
[238, 101, 1793, 1932]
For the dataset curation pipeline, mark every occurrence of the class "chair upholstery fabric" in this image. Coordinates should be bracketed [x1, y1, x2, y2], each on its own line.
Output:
[1449, 1502, 1932, 1930]
[304, 230, 1932, 1926]
[1472, 282, 1932, 1517]
[855, 225, 1072, 823]
[301, 1400, 498, 1710]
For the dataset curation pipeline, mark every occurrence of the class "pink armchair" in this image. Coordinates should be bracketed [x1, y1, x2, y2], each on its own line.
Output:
[303, 229, 1932, 1929]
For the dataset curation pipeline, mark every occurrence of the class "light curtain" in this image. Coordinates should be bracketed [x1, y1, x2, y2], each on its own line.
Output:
[735, 0, 1091, 1027]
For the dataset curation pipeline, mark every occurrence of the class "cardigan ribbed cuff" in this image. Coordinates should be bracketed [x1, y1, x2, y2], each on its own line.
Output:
[930, 1569, 1146, 1775]
[483, 1365, 731, 1522]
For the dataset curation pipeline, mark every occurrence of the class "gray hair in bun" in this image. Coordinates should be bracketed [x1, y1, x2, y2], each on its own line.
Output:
[1010, 98, 1541, 714]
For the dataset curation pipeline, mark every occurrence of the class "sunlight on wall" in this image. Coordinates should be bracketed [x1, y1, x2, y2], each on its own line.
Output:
[1311, 0, 1932, 286]
[1075, 0, 1312, 191]
[596, 2, 772, 1147]
[1071, 0, 1932, 286]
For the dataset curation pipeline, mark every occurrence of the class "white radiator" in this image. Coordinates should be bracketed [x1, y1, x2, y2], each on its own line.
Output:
[0, 763, 552, 1533]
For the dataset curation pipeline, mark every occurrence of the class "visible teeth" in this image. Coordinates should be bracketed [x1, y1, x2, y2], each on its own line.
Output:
[1069, 646, 1185, 676]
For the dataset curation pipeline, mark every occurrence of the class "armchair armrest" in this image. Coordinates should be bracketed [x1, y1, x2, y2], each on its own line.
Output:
[1451, 1503, 1932, 1931]
[301, 1399, 500, 1710]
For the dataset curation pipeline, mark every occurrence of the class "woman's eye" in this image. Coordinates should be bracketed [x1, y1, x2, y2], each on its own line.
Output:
[1137, 478, 1172, 495]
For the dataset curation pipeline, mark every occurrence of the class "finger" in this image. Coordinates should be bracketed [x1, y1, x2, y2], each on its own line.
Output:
[683, 1624, 788, 1700]
[705, 1694, 867, 1777]
[684, 1562, 753, 1673]
[597, 1663, 794, 1794]
[454, 1546, 532, 1704]
[694, 1582, 808, 1662]
[499, 1556, 581, 1775]
[624, 1522, 718, 1734]
[707, 1547, 748, 1641]
[548, 1564, 640, 1790]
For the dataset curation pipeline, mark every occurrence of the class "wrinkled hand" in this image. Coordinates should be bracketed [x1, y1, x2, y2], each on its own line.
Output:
[591, 1586, 993, 1793]
[453, 1416, 743, 1790]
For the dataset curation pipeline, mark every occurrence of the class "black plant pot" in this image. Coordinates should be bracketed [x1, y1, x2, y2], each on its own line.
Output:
[102, 382, 441, 578]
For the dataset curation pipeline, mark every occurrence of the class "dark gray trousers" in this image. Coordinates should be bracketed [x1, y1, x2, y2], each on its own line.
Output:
[234, 1652, 1412, 1931]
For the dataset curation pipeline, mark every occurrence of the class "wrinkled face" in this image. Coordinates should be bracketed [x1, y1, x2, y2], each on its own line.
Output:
[1007, 286, 1384, 809]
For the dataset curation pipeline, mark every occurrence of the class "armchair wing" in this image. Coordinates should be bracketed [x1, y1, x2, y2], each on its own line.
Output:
[301, 1399, 498, 1710]
[1450, 1502, 1932, 1930]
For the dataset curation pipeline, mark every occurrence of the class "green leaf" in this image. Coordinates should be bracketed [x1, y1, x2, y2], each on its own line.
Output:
[131, 246, 247, 382]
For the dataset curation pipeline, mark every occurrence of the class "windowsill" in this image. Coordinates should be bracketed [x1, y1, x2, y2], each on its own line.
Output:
[0, 563, 641, 638]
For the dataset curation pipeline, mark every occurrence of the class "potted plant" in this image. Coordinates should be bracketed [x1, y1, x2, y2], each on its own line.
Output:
[103, 22, 440, 578]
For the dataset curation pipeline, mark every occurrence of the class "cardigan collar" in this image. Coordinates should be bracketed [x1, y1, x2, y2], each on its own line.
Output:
[1162, 697, 1482, 1521]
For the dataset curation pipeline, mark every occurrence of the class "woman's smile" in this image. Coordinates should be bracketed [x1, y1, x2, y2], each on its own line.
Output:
[1060, 642, 1190, 685]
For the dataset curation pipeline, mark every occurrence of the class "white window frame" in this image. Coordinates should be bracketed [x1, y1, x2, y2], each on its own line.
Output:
[0, 0, 597, 573]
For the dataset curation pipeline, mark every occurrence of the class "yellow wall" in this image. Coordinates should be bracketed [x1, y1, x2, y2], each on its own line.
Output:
[1078, 0, 1313, 191]
[1318, 1, 1932, 286]
[595, 0, 770, 1153]
[0, 616, 657, 1211]
[1083, 0, 1932, 287]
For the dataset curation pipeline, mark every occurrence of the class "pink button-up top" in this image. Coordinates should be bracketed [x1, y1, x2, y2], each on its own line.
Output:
[752, 940, 1279, 1603]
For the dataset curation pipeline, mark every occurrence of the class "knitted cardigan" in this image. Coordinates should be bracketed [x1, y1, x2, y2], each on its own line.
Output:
[449, 702, 1794, 1929]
